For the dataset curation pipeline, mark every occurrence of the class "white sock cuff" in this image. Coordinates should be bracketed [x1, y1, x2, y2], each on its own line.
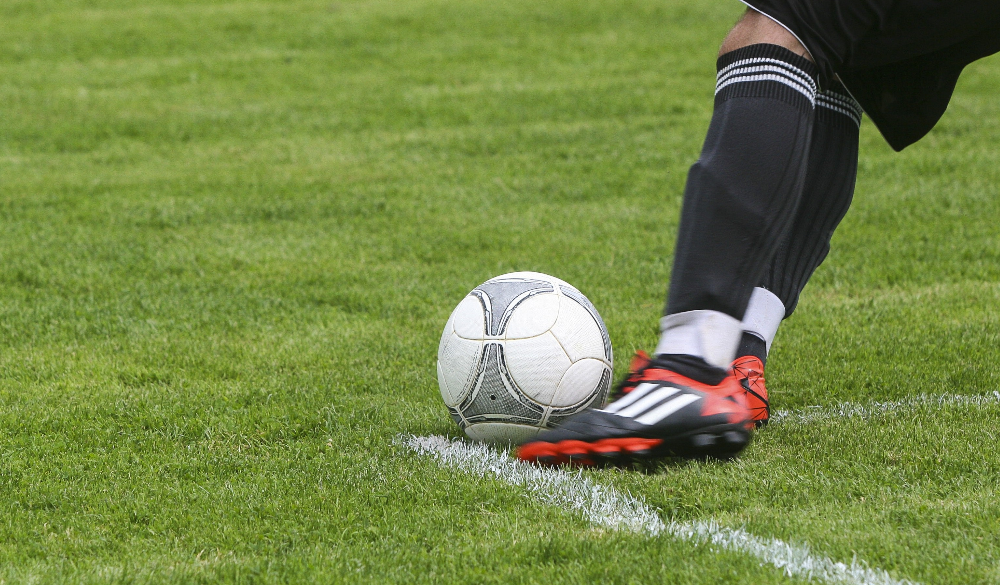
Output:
[740, 287, 785, 352]
[654, 310, 743, 369]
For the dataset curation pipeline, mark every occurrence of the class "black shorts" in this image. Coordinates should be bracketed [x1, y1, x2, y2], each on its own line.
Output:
[741, 0, 1000, 150]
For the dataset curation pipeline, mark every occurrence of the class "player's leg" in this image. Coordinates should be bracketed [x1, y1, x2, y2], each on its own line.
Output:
[734, 81, 863, 425]
[656, 9, 817, 381]
[518, 11, 819, 465]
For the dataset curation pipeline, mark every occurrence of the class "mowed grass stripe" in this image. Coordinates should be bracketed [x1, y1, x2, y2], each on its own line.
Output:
[0, 0, 998, 582]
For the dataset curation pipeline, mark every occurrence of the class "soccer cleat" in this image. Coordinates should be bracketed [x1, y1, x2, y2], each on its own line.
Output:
[606, 350, 652, 403]
[518, 360, 752, 467]
[731, 355, 769, 427]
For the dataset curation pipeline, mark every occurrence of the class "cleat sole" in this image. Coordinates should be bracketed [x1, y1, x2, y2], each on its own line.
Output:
[517, 425, 751, 468]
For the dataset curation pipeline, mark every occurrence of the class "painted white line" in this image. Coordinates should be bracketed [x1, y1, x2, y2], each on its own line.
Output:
[401, 434, 915, 585]
[771, 391, 1000, 425]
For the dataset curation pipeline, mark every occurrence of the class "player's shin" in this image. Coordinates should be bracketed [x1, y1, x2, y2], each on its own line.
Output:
[734, 83, 862, 425]
[658, 44, 819, 383]
[758, 82, 861, 322]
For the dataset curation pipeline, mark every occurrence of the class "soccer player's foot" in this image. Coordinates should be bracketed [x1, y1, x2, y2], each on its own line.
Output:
[731, 355, 769, 427]
[517, 354, 752, 467]
[607, 350, 652, 402]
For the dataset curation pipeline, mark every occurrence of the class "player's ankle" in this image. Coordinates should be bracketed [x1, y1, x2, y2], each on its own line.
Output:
[736, 331, 768, 366]
[651, 353, 729, 386]
[739, 287, 785, 364]
[654, 309, 743, 372]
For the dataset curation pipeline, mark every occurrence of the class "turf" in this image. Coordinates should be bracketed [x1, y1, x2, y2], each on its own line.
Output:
[1, 0, 999, 583]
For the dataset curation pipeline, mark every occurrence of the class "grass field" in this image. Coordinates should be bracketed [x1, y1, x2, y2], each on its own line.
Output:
[2, 0, 1000, 583]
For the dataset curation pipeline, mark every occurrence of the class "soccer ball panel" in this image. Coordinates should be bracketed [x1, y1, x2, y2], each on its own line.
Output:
[465, 422, 541, 444]
[475, 277, 554, 336]
[551, 358, 611, 408]
[459, 343, 544, 424]
[558, 284, 612, 363]
[550, 296, 609, 364]
[546, 370, 610, 427]
[452, 295, 487, 340]
[498, 271, 571, 289]
[503, 292, 559, 339]
[437, 334, 482, 407]
[503, 332, 571, 406]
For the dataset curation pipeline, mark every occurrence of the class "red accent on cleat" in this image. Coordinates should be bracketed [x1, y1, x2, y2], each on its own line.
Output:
[608, 351, 653, 402]
[556, 440, 592, 457]
[628, 351, 652, 374]
[731, 356, 769, 427]
[517, 441, 560, 463]
[517, 437, 665, 465]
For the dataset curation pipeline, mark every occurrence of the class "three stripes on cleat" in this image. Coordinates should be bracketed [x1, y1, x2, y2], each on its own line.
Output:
[600, 382, 699, 424]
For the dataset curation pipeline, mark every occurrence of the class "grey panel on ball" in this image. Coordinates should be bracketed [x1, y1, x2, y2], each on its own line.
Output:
[473, 279, 553, 336]
[559, 285, 612, 361]
[447, 406, 465, 429]
[544, 368, 611, 427]
[460, 343, 544, 425]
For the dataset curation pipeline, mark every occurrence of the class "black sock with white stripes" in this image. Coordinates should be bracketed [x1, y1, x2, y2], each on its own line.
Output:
[760, 82, 861, 317]
[666, 44, 819, 323]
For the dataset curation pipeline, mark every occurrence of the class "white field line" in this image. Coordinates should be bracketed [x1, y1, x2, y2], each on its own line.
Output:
[401, 434, 915, 585]
[771, 391, 1000, 425]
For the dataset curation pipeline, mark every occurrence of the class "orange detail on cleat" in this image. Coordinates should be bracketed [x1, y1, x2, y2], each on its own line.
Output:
[517, 437, 665, 464]
[628, 351, 652, 373]
[556, 440, 593, 457]
[517, 441, 559, 462]
[701, 395, 747, 425]
[731, 356, 769, 427]
[592, 437, 663, 453]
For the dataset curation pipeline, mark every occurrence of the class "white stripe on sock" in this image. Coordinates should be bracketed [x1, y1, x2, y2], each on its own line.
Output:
[817, 94, 862, 125]
[717, 57, 816, 93]
[715, 74, 816, 104]
[717, 64, 811, 85]
[818, 102, 861, 125]
[818, 91, 862, 113]
[717, 64, 815, 92]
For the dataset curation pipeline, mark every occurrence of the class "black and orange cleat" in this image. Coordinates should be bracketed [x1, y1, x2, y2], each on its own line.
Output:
[606, 350, 653, 403]
[731, 355, 769, 428]
[517, 356, 752, 467]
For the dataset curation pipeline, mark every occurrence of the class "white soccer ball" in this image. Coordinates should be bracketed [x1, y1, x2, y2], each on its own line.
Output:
[437, 272, 613, 443]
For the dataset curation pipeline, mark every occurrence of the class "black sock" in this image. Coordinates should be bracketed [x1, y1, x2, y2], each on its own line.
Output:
[760, 82, 862, 316]
[652, 354, 729, 386]
[736, 331, 768, 365]
[666, 44, 819, 320]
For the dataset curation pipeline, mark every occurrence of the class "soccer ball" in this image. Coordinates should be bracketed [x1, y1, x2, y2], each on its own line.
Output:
[437, 272, 613, 443]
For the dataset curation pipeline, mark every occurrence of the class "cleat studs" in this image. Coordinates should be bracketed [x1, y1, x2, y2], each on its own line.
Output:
[723, 430, 748, 445]
[565, 454, 595, 467]
[691, 434, 717, 448]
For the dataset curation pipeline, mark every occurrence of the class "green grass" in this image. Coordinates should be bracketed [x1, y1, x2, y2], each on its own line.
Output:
[1, 0, 999, 582]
